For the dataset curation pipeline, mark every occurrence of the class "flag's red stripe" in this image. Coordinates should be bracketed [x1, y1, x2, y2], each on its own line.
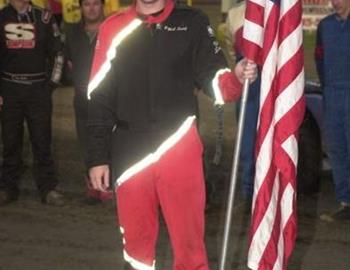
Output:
[258, 177, 282, 269]
[244, 41, 264, 63]
[276, 47, 304, 97]
[277, 148, 297, 190]
[274, 147, 297, 187]
[245, 0, 304, 268]
[274, 99, 305, 161]
[257, 144, 298, 269]
[256, 46, 303, 157]
[254, 4, 281, 157]
[254, 75, 275, 154]
[274, 151, 298, 269]
[278, 1, 302, 46]
[264, 102, 304, 269]
[243, 2, 280, 64]
[282, 204, 297, 270]
[245, 1, 265, 27]
[257, 62, 304, 270]
[261, 5, 280, 63]
[249, 162, 276, 245]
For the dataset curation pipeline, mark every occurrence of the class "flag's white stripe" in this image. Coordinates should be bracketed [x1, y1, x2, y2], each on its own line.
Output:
[277, 24, 303, 70]
[124, 250, 155, 270]
[252, 34, 278, 211]
[251, 0, 280, 212]
[247, 0, 302, 268]
[248, 173, 280, 270]
[253, 70, 303, 212]
[212, 68, 231, 105]
[281, 135, 298, 166]
[280, 0, 298, 17]
[273, 183, 295, 270]
[116, 116, 196, 186]
[249, 0, 266, 7]
[252, 123, 274, 211]
[243, 19, 264, 48]
[87, 19, 142, 98]
[274, 70, 304, 123]
[256, 38, 278, 130]
[273, 135, 298, 270]
[273, 224, 284, 270]
[281, 184, 295, 229]
[260, 39, 277, 106]
[254, 70, 303, 210]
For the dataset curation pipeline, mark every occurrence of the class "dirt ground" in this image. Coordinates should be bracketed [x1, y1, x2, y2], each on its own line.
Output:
[1, 4, 350, 270]
[0, 84, 349, 270]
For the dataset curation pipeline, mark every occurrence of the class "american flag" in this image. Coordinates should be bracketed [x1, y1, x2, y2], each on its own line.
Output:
[242, 0, 305, 269]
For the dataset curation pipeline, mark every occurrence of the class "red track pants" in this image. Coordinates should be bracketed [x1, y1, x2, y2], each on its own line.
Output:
[115, 117, 209, 270]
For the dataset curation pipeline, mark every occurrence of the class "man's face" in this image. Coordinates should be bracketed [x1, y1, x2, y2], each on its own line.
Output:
[331, 0, 350, 18]
[81, 0, 104, 23]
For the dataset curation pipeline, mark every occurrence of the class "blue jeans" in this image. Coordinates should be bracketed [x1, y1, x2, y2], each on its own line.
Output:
[323, 87, 350, 204]
[236, 79, 260, 198]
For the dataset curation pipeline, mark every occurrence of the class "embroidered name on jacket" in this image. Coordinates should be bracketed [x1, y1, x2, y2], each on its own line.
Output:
[163, 25, 188, 31]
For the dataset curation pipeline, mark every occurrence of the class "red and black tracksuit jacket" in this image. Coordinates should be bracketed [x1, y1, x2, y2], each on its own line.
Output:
[86, 1, 242, 169]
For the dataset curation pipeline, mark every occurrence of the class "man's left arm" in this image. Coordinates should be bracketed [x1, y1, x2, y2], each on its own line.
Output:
[192, 11, 256, 104]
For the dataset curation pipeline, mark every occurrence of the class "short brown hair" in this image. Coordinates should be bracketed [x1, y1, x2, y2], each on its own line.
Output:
[79, 0, 105, 6]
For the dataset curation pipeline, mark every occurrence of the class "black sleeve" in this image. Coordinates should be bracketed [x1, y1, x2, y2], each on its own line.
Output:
[191, 10, 229, 98]
[86, 65, 118, 169]
[46, 11, 64, 85]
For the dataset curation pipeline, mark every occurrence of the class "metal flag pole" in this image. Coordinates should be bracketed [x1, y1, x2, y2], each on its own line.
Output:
[219, 78, 250, 270]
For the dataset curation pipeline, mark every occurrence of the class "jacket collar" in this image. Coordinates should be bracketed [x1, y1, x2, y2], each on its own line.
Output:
[334, 12, 350, 22]
[131, 0, 175, 25]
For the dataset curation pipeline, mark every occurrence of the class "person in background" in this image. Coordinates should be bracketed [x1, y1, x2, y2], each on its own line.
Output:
[0, 0, 64, 206]
[316, 0, 350, 222]
[87, 0, 257, 268]
[64, 0, 112, 204]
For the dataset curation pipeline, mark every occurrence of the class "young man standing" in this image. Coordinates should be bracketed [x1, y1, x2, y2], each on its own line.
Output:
[0, 0, 64, 206]
[315, 0, 350, 222]
[65, 0, 113, 204]
[87, 0, 257, 269]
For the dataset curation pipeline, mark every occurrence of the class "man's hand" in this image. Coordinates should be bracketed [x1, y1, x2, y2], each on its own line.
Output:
[0, 96, 3, 111]
[67, 60, 73, 71]
[89, 165, 110, 191]
[234, 58, 258, 84]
